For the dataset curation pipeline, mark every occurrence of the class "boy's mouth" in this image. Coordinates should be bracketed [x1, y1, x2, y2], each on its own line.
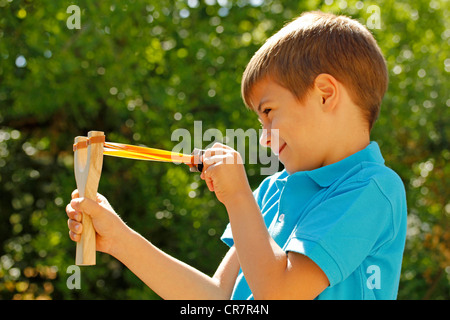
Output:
[274, 142, 286, 156]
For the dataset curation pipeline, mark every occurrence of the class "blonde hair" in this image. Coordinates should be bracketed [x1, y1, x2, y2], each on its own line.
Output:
[241, 11, 388, 130]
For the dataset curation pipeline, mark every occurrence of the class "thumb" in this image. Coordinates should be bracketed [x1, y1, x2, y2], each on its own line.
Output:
[70, 197, 104, 219]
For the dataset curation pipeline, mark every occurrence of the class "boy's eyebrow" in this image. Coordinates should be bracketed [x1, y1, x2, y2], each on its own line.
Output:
[256, 98, 272, 113]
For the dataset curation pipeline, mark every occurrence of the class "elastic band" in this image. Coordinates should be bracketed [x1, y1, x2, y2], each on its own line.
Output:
[73, 136, 105, 151]
[88, 135, 105, 145]
[103, 142, 194, 165]
[73, 140, 88, 152]
[74, 139, 202, 171]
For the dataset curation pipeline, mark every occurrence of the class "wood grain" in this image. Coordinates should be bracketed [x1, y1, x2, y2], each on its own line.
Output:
[74, 131, 104, 266]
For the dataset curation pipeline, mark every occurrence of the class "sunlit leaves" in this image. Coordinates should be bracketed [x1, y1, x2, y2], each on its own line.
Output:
[0, 0, 448, 299]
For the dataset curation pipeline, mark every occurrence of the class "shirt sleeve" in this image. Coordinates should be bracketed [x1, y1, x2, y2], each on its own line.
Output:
[284, 179, 394, 287]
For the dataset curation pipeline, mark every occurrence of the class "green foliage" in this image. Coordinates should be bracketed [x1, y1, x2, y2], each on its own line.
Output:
[0, 0, 448, 299]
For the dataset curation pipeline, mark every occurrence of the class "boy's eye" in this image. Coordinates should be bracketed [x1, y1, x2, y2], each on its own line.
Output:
[262, 108, 272, 115]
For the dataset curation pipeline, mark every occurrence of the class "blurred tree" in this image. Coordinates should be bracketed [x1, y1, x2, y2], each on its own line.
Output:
[0, 0, 448, 299]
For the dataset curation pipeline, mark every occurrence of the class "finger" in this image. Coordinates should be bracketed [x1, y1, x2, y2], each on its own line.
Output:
[68, 218, 83, 235]
[203, 153, 221, 166]
[211, 142, 233, 150]
[203, 160, 227, 192]
[203, 164, 217, 192]
[71, 189, 80, 199]
[69, 230, 81, 242]
[203, 147, 226, 156]
[202, 144, 234, 161]
[96, 193, 106, 203]
[205, 149, 236, 159]
[204, 154, 238, 170]
[70, 197, 103, 219]
[205, 177, 214, 192]
[96, 193, 112, 208]
[66, 203, 81, 222]
[201, 155, 224, 178]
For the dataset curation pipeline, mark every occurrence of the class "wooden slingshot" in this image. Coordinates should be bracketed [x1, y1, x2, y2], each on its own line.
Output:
[72, 130, 204, 266]
[73, 131, 105, 266]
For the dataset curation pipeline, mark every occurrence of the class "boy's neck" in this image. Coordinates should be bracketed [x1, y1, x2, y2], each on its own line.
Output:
[323, 127, 370, 167]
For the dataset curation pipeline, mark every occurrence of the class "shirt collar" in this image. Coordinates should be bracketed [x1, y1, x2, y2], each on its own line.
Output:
[283, 141, 385, 188]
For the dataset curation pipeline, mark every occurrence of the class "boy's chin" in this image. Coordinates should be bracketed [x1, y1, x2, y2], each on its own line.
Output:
[281, 161, 296, 175]
[284, 166, 297, 175]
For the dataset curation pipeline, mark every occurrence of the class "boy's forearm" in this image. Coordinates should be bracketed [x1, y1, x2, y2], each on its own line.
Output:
[109, 226, 229, 300]
[224, 192, 288, 299]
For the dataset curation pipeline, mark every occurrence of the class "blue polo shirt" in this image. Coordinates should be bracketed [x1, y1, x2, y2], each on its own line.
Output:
[221, 142, 407, 300]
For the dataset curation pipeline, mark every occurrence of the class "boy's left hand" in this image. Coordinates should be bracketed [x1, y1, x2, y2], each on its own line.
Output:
[200, 143, 253, 206]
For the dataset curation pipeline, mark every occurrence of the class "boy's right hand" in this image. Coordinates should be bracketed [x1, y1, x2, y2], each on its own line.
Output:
[66, 190, 129, 256]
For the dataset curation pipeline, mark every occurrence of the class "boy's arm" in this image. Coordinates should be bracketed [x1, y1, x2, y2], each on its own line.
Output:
[212, 246, 241, 295]
[225, 193, 329, 299]
[68, 196, 240, 300]
[111, 227, 240, 300]
[202, 144, 329, 299]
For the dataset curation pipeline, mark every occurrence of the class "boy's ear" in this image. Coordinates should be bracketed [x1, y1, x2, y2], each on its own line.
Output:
[314, 74, 339, 111]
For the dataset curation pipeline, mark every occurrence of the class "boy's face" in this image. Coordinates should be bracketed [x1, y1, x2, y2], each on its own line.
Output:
[250, 77, 333, 174]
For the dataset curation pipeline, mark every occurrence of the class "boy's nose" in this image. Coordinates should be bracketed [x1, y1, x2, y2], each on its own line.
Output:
[259, 129, 271, 148]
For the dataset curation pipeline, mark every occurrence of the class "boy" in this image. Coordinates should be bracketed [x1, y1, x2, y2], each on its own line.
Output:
[66, 11, 407, 299]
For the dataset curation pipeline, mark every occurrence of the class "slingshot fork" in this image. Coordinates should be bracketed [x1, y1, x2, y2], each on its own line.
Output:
[73, 131, 105, 266]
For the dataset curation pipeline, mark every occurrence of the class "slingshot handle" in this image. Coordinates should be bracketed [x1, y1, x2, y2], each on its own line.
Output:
[74, 131, 104, 266]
